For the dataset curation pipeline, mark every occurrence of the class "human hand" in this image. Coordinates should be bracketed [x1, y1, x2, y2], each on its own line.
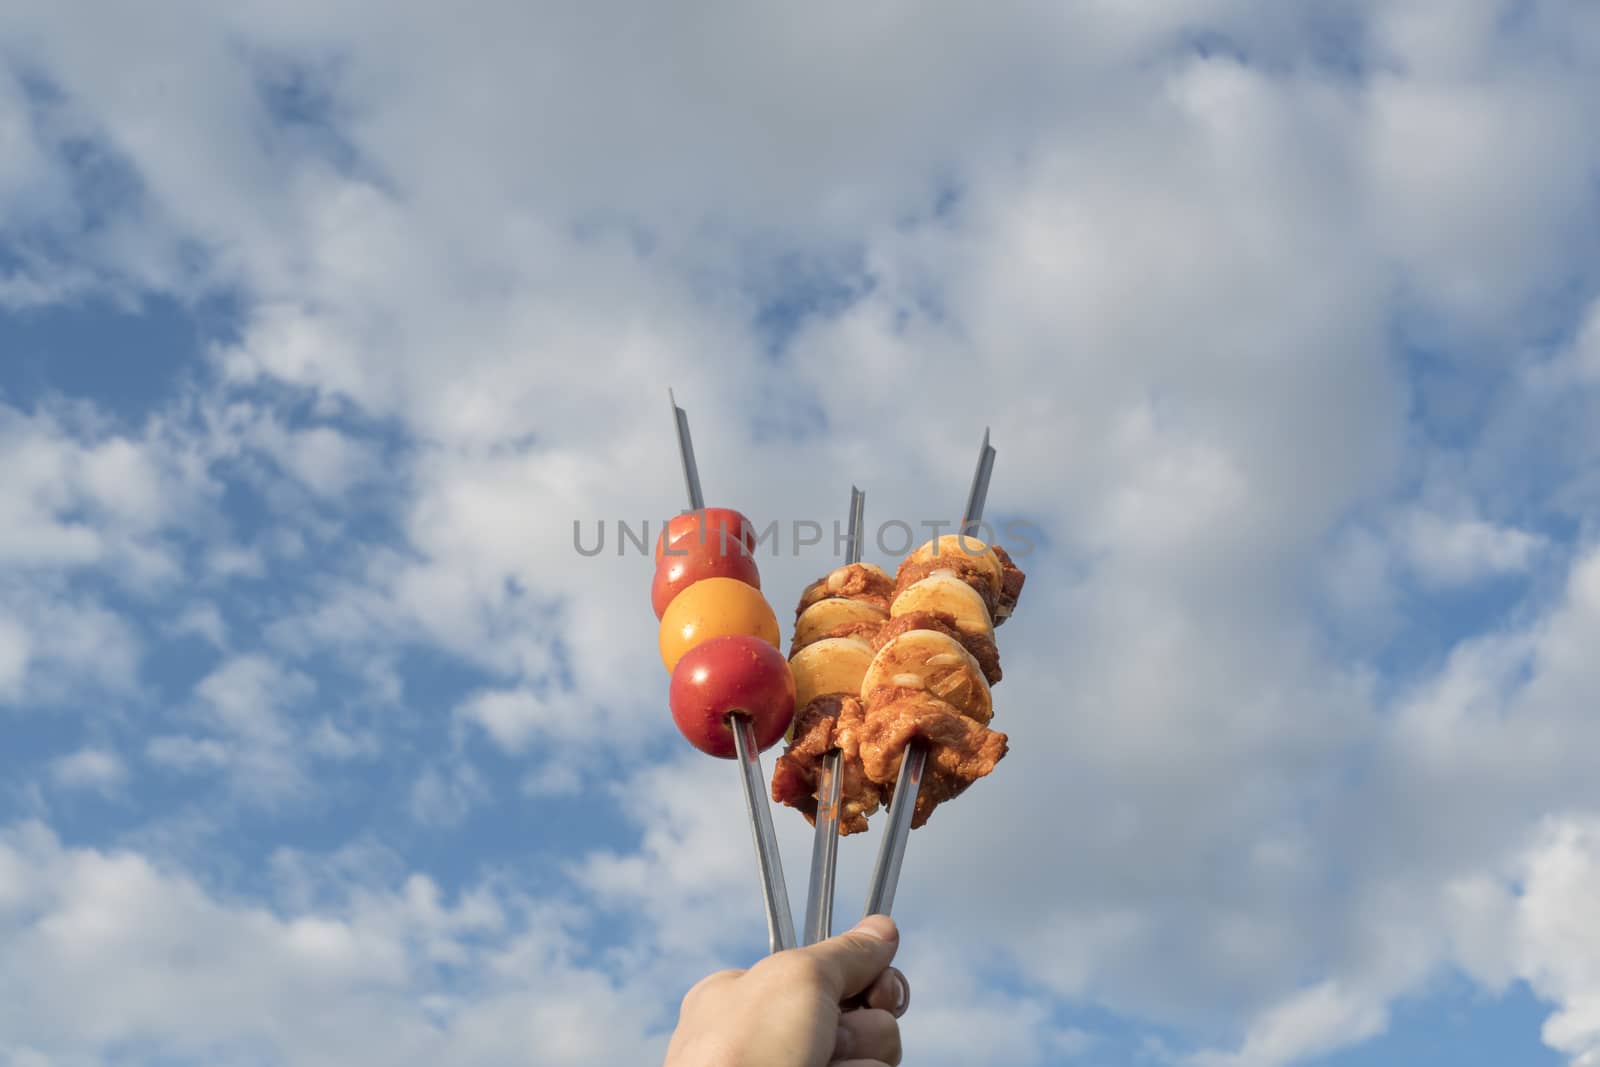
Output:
[663, 914, 912, 1067]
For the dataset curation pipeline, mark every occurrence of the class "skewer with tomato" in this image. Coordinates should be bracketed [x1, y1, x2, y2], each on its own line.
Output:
[651, 507, 796, 758]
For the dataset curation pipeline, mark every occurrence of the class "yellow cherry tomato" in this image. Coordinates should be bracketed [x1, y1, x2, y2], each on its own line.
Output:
[659, 576, 781, 672]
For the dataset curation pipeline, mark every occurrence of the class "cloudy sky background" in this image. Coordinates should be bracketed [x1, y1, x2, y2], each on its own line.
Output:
[4, 1, 1600, 1064]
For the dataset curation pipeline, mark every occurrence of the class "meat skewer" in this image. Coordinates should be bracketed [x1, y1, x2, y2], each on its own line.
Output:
[862, 429, 997, 917]
[802, 485, 864, 945]
[668, 389, 798, 954]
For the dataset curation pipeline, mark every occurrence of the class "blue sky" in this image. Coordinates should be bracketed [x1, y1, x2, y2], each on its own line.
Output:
[4, 2, 1600, 1065]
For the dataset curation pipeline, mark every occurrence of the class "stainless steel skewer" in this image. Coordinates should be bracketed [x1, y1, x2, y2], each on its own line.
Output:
[668, 389, 797, 954]
[802, 485, 864, 945]
[669, 389, 705, 512]
[863, 429, 995, 917]
[732, 715, 796, 954]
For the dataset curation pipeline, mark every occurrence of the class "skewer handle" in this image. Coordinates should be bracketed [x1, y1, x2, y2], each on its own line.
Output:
[801, 485, 867, 945]
[862, 743, 925, 916]
[804, 752, 843, 944]
[732, 712, 798, 954]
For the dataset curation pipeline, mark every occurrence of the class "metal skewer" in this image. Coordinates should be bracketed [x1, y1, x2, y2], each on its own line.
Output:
[863, 428, 995, 917]
[669, 389, 705, 512]
[668, 389, 797, 954]
[962, 428, 993, 542]
[802, 485, 864, 945]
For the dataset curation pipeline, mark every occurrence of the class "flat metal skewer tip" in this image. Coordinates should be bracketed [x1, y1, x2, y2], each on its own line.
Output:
[668, 387, 706, 511]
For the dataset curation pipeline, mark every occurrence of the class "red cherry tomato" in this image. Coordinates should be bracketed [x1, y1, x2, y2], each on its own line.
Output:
[655, 508, 757, 565]
[651, 538, 761, 619]
[669, 633, 796, 757]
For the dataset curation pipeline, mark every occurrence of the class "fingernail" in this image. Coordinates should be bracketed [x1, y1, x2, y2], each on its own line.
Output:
[834, 1024, 855, 1057]
[852, 914, 898, 942]
[887, 971, 909, 1016]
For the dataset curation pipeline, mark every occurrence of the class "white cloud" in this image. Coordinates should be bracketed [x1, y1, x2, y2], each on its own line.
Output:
[1365, 3, 1600, 340]
[1191, 544, 1600, 1065]
[520, 762, 582, 798]
[145, 655, 333, 805]
[1395, 507, 1546, 588]
[408, 761, 488, 829]
[1386, 544, 1600, 798]
[76, 437, 169, 530]
[0, 403, 219, 586]
[572, 753, 813, 958]
[1571, 299, 1600, 385]
[1512, 818, 1600, 1065]
[893, 942, 1101, 1066]
[202, 399, 381, 499]
[146, 736, 231, 772]
[170, 601, 229, 648]
[306, 719, 379, 761]
[0, 410, 107, 570]
[0, 821, 668, 1066]
[0, 585, 140, 708]
[456, 687, 561, 753]
[48, 749, 127, 793]
[205, 545, 266, 580]
[1190, 982, 1388, 1067]
[194, 655, 311, 742]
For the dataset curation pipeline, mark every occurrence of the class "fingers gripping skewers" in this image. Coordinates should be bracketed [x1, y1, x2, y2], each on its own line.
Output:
[659, 391, 797, 954]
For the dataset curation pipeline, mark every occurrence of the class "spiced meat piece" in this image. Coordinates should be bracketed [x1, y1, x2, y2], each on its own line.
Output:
[789, 618, 884, 658]
[992, 543, 1026, 625]
[770, 694, 884, 835]
[893, 554, 1000, 619]
[796, 563, 895, 617]
[856, 686, 1008, 829]
[871, 610, 1001, 686]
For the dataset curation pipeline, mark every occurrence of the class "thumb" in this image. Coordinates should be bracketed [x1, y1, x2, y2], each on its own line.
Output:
[802, 915, 900, 999]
